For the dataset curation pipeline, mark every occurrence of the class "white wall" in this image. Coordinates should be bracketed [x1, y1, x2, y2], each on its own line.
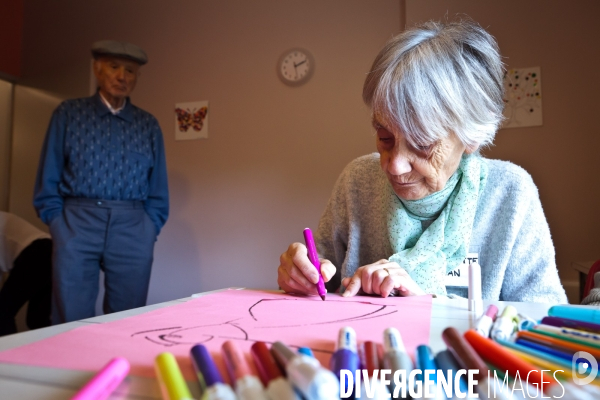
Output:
[18, 0, 402, 304]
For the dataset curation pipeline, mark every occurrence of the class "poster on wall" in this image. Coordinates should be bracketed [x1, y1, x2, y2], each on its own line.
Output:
[174, 100, 209, 140]
[501, 67, 542, 129]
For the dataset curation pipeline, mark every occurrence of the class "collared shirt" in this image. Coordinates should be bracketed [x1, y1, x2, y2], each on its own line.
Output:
[33, 92, 169, 233]
[98, 92, 126, 115]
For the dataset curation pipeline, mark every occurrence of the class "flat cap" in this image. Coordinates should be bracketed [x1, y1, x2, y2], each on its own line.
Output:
[91, 40, 148, 65]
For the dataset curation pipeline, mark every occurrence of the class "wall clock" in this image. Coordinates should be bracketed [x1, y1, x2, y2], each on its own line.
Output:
[277, 48, 315, 86]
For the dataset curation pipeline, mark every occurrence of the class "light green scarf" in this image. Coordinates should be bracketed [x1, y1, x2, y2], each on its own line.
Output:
[387, 154, 488, 295]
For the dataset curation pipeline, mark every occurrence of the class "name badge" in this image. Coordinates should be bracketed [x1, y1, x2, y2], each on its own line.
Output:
[445, 253, 479, 287]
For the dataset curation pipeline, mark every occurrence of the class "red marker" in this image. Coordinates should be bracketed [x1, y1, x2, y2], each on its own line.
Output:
[250, 342, 299, 400]
[442, 327, 510, 399]
[358, 341, 390, 399]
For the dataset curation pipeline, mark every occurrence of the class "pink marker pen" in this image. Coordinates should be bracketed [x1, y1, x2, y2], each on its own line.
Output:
[303, 228, 327, 301]
[475, 304, 499, 338]
[71, 357, 130, 400]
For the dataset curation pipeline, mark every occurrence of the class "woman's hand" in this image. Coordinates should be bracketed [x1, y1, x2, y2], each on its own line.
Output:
[278, 242, 336, 296]
[341, 259, 425, 297]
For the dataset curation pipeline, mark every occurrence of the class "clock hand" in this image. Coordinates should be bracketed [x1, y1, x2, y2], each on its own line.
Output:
[294, 60, 307, 68]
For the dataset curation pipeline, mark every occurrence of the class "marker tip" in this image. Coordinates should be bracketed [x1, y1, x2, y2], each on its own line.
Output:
[320, 294, 326, 301]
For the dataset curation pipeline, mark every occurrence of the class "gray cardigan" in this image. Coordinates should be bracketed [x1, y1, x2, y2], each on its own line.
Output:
[315, 153, 568, 303]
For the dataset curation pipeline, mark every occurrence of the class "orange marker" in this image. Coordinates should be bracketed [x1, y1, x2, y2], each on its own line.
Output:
[516, 330, 600, 359]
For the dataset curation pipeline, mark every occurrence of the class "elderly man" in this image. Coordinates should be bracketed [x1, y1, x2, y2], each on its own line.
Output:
[34, 41, 168, 324]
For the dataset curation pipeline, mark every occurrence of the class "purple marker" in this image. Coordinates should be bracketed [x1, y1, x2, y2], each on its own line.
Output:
[303, 228, 327, 301]
[190, 344, 236, 400]
[330, 326, 360, 395]
[541, 316, 600, 334]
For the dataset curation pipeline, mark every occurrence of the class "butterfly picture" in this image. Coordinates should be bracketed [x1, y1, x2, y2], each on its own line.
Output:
[175, 106, 208, 132]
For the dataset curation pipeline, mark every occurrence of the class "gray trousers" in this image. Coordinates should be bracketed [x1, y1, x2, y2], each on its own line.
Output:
[49, 198, 156, 324]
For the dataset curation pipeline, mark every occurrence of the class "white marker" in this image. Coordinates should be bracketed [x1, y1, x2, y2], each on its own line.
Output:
[468, 262, 483, 316]
[382, 328, 414, 397]
[491, 305, 518, 342]
[475, 304, 499, 338]
[271, 341, 339, 400]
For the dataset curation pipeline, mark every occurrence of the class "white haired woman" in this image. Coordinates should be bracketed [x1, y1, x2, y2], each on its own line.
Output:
[277, 19, 567, 303]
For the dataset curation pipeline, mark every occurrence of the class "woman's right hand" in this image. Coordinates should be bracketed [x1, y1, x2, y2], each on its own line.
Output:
[277, 242, 336, 296]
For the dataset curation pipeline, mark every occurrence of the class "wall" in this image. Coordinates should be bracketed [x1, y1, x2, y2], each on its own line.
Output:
[18, 0, 402, 304]
[406, 0, 600, 301]
[0, 0, 23, 78]
[0, 80, 12, 211]
[8, 86, 63, 231]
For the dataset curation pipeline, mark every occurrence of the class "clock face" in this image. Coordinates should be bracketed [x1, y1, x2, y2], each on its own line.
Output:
[278, 48, 314, 86]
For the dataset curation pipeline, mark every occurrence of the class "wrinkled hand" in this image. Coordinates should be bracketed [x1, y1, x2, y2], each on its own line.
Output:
[341, 259, 425, 297]
[278, 242, 336, 296]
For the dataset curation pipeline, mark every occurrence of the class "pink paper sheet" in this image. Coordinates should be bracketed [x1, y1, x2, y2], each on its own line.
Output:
[0, 290, 432, 380]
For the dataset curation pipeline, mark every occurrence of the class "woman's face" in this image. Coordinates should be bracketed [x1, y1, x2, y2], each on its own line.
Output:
[375, 119, 473, 200]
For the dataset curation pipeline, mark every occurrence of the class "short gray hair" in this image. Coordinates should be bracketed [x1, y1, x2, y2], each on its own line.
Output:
[363, 19, 505, 149]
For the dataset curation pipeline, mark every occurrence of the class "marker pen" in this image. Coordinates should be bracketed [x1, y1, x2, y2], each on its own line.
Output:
[154, 352, 194, 400]
[516, 313, 536, 331]
[271, 340, 339, 400]
[548, 304, 600, 325]
[464, 329, 598, 399]
[541, 316, 600, 334]
[496, 338, 593, 377]
[442, 327, 512, 400]
[514, 337, 574, 361]
[298, 347, 315, 357]
[468, 262, 482, 315]
[434, 350, 468, 400]
[474, 304, 498, 338]
[415, 345, 444, 400]
[303, 228, 327, 301]
[356, 341, 390, 400]
[516, 330, 600, 358]
[71, 357, 130, 400]
[532, 323, 600, 349]
[190, 344, 236, 400]
[222, 340, 269, 400]
[250, 341, 300, 400]
[330, 327, 360, 398]
[381, 327, 413, 398]
[490, 305, 517, 341]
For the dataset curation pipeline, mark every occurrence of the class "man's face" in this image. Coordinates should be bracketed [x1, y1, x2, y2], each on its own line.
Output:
[94, 56, 140, 102]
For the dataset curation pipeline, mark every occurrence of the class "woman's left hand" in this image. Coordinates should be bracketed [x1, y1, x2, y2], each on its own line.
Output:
[341, 259, 426, 297]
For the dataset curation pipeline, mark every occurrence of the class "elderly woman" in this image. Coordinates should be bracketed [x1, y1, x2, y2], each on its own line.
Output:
[277, 19, 567, 303]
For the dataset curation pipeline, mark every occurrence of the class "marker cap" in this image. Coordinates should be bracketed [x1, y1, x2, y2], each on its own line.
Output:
[383, 327, 406, 353]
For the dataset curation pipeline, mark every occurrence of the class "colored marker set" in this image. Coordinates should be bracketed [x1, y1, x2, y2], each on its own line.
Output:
[156, 340, 340, 400]
[469, 303, 600, 398]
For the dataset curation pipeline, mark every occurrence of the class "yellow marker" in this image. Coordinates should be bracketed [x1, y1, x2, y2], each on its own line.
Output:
[155, 352, 194, 400]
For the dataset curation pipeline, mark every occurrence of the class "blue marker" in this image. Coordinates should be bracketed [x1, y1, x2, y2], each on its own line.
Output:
[330, 326, 360, 399]
[298, 347, 315, 358]
[548, 305, 600, 325]
[434, 349, 468, 399]
[514, 338, 574, 362]
[415, 345, 443, 400]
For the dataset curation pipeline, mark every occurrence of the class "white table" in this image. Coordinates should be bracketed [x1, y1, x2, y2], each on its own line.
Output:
[0, 291, 552, 399]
